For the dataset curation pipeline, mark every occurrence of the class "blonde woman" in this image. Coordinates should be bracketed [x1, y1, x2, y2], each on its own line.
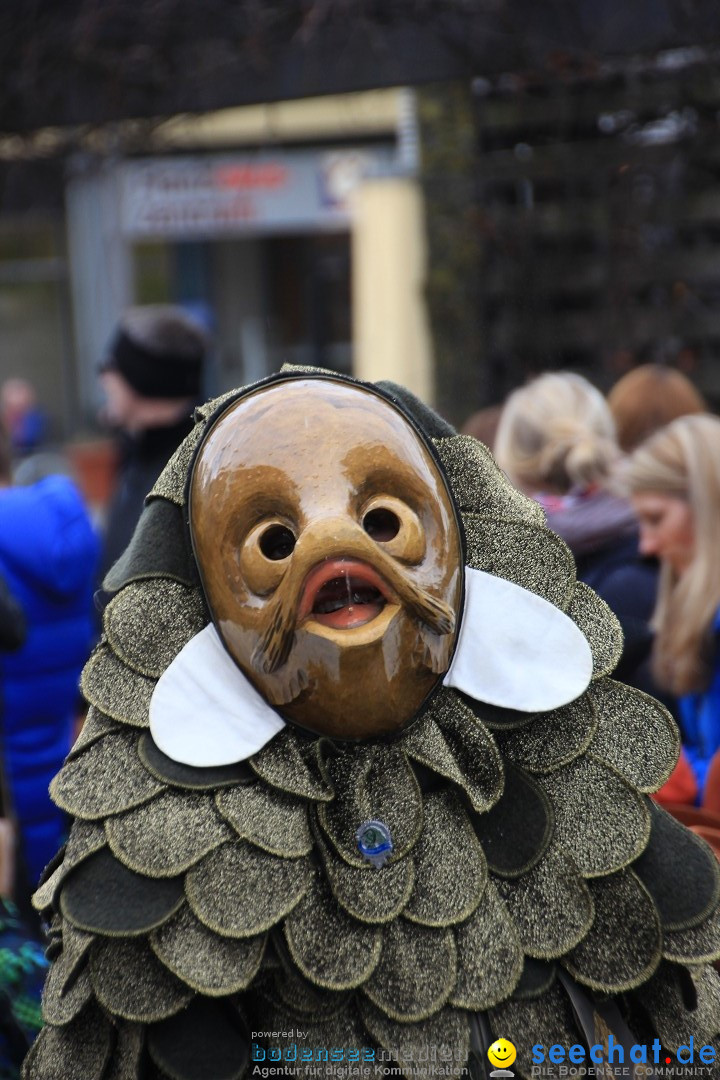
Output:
[624, 414, 720, 795]
[495, 372, 621, 501]
[495, 374, 660, 682]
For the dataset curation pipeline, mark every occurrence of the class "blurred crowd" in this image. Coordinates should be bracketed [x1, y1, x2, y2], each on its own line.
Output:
[471, 362, 720, 816]
[0, 326, 718, 1072]
[0, 305, 208, 1075]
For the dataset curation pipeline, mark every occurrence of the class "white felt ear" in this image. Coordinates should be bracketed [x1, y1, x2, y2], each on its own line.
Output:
[149, 624, 286, 766]
[443, 567, 593, 712]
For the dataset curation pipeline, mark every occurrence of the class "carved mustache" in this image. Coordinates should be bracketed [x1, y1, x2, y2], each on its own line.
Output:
[251, 522, 456, 676]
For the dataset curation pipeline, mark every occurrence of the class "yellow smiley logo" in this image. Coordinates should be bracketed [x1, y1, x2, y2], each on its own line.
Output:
[488, 1039, 517, 1069]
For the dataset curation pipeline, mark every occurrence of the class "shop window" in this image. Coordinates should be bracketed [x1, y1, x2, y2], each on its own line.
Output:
[266, 233, 351, 373]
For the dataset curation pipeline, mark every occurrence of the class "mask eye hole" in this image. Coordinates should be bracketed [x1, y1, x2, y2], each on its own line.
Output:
[259, 523, 296, 561]
[363, 507, 400, 542]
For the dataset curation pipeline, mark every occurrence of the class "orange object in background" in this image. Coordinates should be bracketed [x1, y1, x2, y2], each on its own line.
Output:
[65, 438, 118, 515]
[654, 747, 698, 808]
[703, 749, 720, 816]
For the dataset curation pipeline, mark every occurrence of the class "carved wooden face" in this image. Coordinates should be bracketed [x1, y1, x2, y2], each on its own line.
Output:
[189, 378, 462, 738]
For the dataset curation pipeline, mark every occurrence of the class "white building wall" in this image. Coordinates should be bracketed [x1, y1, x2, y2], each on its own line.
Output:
[351, 177, 434, 404]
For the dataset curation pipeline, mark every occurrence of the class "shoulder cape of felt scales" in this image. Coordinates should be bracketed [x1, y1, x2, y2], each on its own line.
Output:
[25, 377, 720, 1080]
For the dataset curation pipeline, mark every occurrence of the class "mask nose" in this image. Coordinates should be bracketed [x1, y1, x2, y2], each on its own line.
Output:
[296, 499, 426, 568]
[291, 517, 370, 575]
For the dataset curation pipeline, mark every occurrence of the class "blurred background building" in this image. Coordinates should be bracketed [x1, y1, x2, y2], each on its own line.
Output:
[0, 88, 432, 437]
[2, 0, 720, 444]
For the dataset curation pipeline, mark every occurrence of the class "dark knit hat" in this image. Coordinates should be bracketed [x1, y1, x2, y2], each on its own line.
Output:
[101, 307, 206, 400]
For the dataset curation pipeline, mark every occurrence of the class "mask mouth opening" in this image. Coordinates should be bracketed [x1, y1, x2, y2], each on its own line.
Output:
[299, 559, 393, 630]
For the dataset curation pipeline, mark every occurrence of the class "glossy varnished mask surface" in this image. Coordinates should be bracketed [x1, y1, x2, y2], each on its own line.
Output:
[189, 379, 462, 738]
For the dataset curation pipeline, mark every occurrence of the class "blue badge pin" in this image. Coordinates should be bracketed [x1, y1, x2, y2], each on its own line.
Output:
[356, 820, 393, 869]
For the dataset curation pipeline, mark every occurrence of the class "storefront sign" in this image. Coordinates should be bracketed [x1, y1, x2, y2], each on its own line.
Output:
[120, 147, 394, 237]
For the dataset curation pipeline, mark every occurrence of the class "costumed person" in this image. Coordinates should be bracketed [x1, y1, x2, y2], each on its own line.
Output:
[624, 414, 720, 800]
[97, 304, 208, 594]
[0, 424, 99, 911]
[25, 371, 720, 1080]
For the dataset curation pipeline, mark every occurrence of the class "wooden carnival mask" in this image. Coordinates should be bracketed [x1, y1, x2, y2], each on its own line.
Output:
[188, 377, 463, 739]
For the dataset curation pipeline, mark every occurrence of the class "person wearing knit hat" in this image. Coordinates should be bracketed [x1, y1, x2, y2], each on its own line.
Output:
[97, 305, 208, 595]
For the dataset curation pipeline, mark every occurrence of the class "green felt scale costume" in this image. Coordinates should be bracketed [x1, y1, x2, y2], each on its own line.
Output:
[23, 373, 720, 1080]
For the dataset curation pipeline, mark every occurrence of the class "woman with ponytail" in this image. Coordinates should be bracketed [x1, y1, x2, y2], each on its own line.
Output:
[494, 372, 661, 697]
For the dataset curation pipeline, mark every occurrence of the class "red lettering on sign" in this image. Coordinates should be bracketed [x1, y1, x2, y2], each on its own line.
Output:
[213, 164, 289, 190]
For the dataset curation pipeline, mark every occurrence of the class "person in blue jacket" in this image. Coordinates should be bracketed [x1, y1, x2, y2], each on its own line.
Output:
[625, 413, 720, 798]
[0, 430, 99, 901]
